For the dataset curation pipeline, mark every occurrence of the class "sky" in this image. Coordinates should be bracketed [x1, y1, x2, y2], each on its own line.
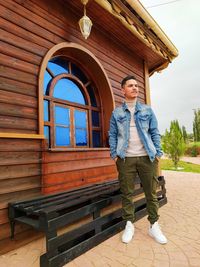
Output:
[140, 0, 200, 134]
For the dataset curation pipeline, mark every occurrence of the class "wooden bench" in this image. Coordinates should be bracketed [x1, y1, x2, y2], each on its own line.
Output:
[8, 177, 167, 267]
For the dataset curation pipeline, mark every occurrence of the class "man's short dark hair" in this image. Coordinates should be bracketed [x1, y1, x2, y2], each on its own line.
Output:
[121, 75, 137, 87]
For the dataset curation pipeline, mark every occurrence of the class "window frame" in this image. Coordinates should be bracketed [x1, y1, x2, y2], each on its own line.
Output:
[43, 57, 103, 149]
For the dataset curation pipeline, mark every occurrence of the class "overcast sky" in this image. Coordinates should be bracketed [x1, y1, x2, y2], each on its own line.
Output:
[140, 0, 200, 134]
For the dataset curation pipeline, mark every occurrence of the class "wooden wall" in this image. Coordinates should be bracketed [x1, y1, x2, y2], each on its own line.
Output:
[0, 0, 146, 249]
[0, 139, 42, 252]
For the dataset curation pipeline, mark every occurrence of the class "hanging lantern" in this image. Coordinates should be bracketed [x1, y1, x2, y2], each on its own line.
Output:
[79, 0, 93, 39]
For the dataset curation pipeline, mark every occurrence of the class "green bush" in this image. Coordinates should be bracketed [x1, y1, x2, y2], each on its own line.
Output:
[185, 143, 200, 157]
[162, 120, 185, 169]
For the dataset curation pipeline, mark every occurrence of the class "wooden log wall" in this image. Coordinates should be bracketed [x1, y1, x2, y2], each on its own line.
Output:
[0, 139, 42, 253]
[0, 0, 146, 250]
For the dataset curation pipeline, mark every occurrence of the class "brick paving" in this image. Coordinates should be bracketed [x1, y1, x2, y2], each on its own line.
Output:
[1, 169, 200, 267]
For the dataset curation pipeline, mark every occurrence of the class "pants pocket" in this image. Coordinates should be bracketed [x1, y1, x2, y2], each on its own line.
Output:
[152, 175, 159, 193]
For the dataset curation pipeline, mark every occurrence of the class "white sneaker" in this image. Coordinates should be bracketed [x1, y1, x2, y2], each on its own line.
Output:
[122, 221, 134, 243]
[149, 222, 167, 244]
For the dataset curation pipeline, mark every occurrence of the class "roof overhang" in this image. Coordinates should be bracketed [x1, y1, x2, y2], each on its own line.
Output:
[94, 0, 178, 74]
[67, 0, 178, 75]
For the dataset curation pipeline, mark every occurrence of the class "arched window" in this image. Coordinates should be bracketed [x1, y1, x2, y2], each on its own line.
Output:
[43, 57, 102, 148]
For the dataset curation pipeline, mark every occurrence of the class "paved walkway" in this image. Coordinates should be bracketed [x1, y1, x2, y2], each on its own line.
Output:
[163, 156, 200, 165]
[181, 156, 200, 165]
[1, 170, 200, 267]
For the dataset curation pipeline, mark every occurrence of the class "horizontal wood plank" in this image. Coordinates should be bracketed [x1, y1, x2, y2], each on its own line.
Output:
[0, 221, 32, 240]
[0, 115, 37, 131]
[0, 209, 8, 225]
[0, 139, 41, 152]
[0, 188, 41, 209]
[0, 53, 39, 75]
[0, 164, 41, 180]
[43, 176, 116, 194]
[0, 65, 37, 85]
[0, 40, 42, 65]
[0, 14, 53, 49]
[44, 158, 114, 174]
[0, 128, 38, 134]
[0, 176, 40, 195]
[0, 27, 47, 57]
[0, 152, 41, 166]
[0, 90, 37, 108]
[43, 150, 111, 163]
[0, 77, 37, 97]
[0, 1, 64, 44]
[0, 103, 37, 120]
[43, 165, 117, 186]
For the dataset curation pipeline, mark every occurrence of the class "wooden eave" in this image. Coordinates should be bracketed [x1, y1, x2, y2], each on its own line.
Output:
[66, 0, 178, 74]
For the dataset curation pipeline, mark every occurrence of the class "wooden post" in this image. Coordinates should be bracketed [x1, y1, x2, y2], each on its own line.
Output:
[144, 61, 151, 105]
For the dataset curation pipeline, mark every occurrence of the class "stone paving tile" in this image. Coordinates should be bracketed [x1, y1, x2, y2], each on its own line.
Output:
[151, 259, 170, 267]
[1, 170, 200, 267]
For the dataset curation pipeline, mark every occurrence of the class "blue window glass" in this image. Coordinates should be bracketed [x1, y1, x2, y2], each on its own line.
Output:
[55, 106, 69, 125]
[92, 111, 99, 127]
[44, 126, 49, 145]
[93, 131, 101, 147]
[44, 100, 49, 121]
[87, 85, 97, 107]
[48, 58, 69, 76]
[75, 110, 87, 128]
[74, 110, 87, 146]
[53, 79, 86, 104]
[44, 71, 52, 95]
[75, 129, 87, 146]
[55, 127, 70, 146]
[71, 63, 88, 84]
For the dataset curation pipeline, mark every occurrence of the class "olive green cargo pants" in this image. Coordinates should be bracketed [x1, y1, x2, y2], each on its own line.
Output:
[116, 156, 159, 224]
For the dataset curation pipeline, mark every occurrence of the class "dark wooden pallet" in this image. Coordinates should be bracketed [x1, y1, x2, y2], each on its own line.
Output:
[8, 176, 167, 267]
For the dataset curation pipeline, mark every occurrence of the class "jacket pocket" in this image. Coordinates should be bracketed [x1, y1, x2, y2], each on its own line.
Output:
[138, 114, 150, 129]
[117, 116, 126, 124]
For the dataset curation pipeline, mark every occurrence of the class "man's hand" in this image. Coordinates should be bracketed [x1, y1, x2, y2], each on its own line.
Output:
[114, 157, 118, 163]
[156, 156, 161, 162]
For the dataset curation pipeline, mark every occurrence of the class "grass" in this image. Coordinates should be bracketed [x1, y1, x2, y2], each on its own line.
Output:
[161, 159, 200, 173]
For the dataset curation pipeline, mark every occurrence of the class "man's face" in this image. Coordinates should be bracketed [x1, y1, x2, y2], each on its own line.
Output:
[122, 79, 139, 100]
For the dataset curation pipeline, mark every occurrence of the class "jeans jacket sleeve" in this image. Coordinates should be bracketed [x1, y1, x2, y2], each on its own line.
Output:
[149, 109, 163, 158]
[108, 112, 118, 159]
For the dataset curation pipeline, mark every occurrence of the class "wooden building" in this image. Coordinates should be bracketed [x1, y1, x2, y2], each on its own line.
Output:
[0, 0, 178, 253]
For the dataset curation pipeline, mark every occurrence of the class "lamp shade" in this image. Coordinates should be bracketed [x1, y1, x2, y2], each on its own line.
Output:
[79, 15, 93, 39]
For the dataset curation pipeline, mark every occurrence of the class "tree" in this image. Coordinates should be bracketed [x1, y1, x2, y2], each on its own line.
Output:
[182, 125, 188, 143]
[193, 109, 200, 142]
[187, 133, 194, 142]
[162, 120, 185, 169]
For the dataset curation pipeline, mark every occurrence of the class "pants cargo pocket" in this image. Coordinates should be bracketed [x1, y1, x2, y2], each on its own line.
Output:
[152, 175, 159, 194]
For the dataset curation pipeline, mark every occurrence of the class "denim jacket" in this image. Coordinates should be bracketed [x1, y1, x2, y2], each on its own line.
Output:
[108, 101, 163, 162]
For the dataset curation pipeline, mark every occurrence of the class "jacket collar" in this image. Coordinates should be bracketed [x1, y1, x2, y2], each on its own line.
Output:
[122, 101, 142, 113]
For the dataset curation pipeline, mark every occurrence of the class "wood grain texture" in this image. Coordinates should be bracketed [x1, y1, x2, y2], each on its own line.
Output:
[0, 0, 150, 247]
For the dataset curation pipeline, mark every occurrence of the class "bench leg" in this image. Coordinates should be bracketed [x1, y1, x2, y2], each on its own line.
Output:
[40, 230, 58, 267]
[46, 230, 59, 258]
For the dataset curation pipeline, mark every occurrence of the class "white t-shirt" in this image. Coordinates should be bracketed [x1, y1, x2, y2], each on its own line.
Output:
[125, 101, 147, 157]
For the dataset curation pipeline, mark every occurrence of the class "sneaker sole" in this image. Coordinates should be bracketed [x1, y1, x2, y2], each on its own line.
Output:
[122, 235, 134, 244]
[149, 232, 167, 244]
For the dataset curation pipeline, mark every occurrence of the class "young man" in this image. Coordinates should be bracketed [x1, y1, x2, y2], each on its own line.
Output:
[109, 75, 167, 244]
